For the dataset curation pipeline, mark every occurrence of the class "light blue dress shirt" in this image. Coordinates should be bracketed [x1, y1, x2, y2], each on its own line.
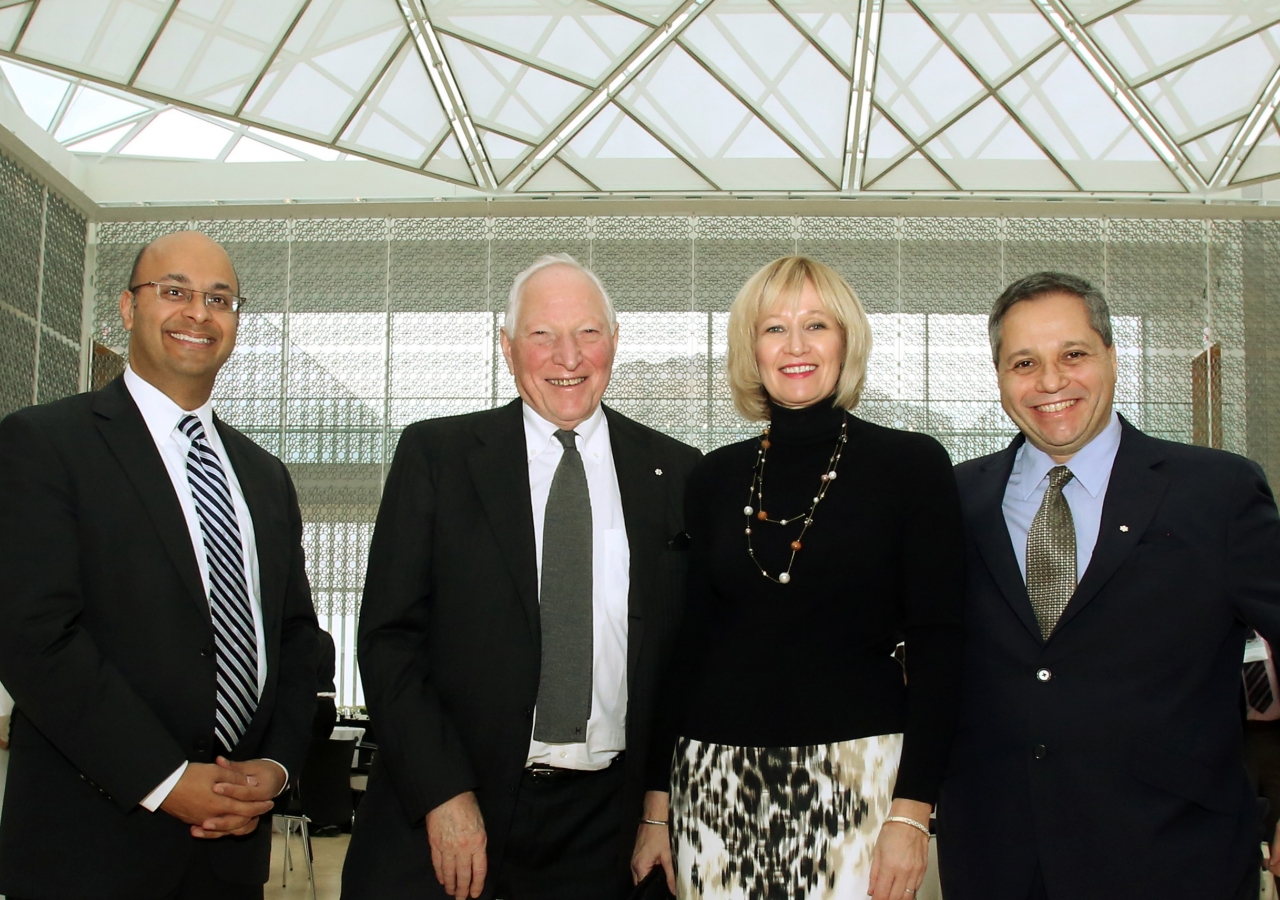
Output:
[1003, 411, 1123, 583]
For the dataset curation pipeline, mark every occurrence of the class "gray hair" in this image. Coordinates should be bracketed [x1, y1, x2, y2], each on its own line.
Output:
[989, 271, 1113, 365]
[503, 253, 617, 336]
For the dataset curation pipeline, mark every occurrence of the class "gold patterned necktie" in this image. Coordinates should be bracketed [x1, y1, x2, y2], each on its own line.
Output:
[1027, 465, 1076, 640]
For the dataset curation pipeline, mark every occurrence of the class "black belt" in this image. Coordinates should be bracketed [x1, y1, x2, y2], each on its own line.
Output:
[525, 753, 624, 780]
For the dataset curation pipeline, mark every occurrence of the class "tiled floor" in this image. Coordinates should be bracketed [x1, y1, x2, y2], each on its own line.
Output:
[265, 830, 347, 900]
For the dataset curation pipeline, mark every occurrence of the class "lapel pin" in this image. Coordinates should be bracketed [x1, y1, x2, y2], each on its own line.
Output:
[654, 468, 663, 476]
[1119, 525, 1129, 532]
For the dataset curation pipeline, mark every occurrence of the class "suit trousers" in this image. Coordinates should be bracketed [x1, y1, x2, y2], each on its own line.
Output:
[1245, 718, 1280, 840]
[492, 757, 630, 900]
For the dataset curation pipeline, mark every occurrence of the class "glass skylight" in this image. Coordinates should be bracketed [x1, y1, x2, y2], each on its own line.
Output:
[2, 0, 1279, 196]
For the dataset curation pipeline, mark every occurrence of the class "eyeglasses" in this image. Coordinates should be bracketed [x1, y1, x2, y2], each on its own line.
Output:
[129, 281, 246, 313]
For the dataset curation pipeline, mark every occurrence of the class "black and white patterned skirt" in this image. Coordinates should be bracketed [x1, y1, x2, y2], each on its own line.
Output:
[669, 733, 903, 900]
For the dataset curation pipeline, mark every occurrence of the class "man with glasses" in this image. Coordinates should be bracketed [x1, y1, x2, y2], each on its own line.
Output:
[0, 230, 319, 900]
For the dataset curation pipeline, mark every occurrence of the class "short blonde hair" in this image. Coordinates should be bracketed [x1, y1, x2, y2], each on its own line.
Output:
[726, 256, 872, 422]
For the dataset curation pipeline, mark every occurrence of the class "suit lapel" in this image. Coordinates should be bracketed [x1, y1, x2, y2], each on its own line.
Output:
[1056, 419, 1168, 632]
[93, 378, 208, 621]
[970, 436, 1043, 642]
[468, 401, 540, 645]
[604, 406, 661, 688]
[215, 418, 283, 648]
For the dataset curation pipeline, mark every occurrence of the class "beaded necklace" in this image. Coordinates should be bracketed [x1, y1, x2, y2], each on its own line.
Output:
[743, 410, 848, 585]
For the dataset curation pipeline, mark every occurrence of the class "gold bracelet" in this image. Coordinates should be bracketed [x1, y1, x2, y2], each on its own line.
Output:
[884, 815, 930, 837]
[640, 818, 669, 826]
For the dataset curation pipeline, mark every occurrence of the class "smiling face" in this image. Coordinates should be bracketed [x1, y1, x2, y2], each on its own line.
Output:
[500, 264, 617, 431]
[754, 279, 846, 410]
[120, 231, 240, 411]
[997, 291, 1117, 463]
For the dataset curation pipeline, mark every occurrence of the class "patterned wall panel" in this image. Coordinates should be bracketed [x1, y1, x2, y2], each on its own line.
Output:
[91, 211, 1269, 706]
[0, 150, 86, 421]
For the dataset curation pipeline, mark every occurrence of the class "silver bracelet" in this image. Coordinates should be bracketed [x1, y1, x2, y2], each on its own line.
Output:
[884, 815, 930, 837]
[640, 818, 669, 826]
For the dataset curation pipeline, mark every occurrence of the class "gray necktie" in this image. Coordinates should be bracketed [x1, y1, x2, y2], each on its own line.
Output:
[533, 429, 593, 742]
[1027, 466, 1076, 641]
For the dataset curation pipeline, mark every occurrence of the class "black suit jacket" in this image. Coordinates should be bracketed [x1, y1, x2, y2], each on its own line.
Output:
[0, 377, 319, 900]
[341, 400, 700, 899]
[938, 417, 1280, 900]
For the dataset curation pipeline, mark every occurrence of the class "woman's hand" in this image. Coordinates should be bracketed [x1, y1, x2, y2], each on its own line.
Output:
[867, 798, 931, 900]
[631, 790, 676, 895]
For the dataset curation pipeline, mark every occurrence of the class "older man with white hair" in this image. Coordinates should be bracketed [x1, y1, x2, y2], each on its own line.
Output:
[342, 254, 701, 900]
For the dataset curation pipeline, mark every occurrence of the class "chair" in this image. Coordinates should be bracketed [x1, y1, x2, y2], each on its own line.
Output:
[272, 809, 314, 900]
[299, 737, 359, 831]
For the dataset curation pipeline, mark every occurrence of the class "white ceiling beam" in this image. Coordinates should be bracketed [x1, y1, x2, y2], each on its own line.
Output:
[1213, 65, 1280, 187]
[396, 0, 495, 190]
[843, 0, 883, 191]
[503, 0, 715, 192]
[1029, 0, 1203, 192]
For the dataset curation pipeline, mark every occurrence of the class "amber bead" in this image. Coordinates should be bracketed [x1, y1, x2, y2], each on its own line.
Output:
[761, 439, 771, 450]
[757, 510, 768, 521]
[790, 540, 802, 551]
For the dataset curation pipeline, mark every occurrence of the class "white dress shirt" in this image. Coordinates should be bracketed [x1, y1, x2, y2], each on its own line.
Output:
[522, 402, 631, 771]
[1003, 411, 1123, 583]
[124, 366, 274, 809]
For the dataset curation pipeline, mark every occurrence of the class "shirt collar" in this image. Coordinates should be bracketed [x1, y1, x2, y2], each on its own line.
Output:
[522, 401, 608, 466]
[1011, 410, 1122, 501]
[123, 364, 216, 447]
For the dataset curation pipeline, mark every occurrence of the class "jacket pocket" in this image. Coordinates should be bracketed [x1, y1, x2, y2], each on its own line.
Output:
[1127, 737, 1243, 815]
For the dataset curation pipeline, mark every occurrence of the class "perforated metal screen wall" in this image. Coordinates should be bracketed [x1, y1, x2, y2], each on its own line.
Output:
[0, 151, 86, 420]
[89, 214, 1263, 707]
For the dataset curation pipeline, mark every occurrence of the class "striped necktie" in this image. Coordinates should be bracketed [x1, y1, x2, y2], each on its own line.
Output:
[179, 414, 258, 754]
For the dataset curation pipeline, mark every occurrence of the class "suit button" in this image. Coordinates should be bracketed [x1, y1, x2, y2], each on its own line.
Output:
[1036, 668, 1052, 682]
[195, 738, 208, 753]
[1034, 744, 1048, 759]
[524, 707, 533, 718]
[200, 646, 214, 658]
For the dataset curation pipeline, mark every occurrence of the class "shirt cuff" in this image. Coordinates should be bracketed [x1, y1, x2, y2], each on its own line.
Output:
[262, 758, 290, 797]
[140, 761, 188, 811]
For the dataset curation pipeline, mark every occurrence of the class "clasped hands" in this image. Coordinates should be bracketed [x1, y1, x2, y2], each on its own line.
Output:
[160, 756, 286, 839]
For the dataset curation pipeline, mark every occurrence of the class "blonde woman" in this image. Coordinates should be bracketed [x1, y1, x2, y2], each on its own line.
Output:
[631, 257, 965, 900]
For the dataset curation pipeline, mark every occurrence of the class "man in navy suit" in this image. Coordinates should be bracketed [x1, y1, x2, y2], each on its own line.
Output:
[938, 271, 1280, 900]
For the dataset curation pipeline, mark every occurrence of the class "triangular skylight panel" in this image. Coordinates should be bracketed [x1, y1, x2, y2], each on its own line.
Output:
[119, 109, 235, 160]
[53, 86, 149, 142]
[0, 3, 30, 50]
[66, 122, 136, 154]
[1234, 118, 1280, 183]
[773, 0, 860, 73]
[862, 107, 915, 184]
[240, 0, 406, 141]
[681, 0, 850, 181]
[225, 137, 304, 162]
[620, 43, 829, 189]
[1136, 24, 1280, 143]
[0, 60, 70, 129]
[522, 157, 597, 192]
[339, 41, 450, 166]
[866, 151, 956, 190]
[915, 0, 1058, 86]
[874, 0, 988, 142]
[1061, 0, 1137, 25]
[480, 129, 535, 182]
[16, 0, 160, 82]
[423, 134, 477, 184]
[925, 96, 1075, 189]
[1089, 0, 1280, 85]
[1000, 43, 1183, 191]
[561, 102, 714, 191]
[598, 0, 686, 25]
[428, 0, 650, 86]
[1181, 119, 1245, 182]
[442, 35, 590, 144]
[133, 0, 308, 113]
[248, 127, 343, 160]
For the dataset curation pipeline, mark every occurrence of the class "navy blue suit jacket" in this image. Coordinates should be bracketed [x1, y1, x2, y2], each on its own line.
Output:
[938, 417, 1280, 900]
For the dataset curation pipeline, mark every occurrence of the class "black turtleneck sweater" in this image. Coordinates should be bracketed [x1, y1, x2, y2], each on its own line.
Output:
[648, 401, 965, 803]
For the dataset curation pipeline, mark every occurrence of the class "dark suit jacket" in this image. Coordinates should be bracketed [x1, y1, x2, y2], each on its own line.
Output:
[0, 376, 319, 900]
[341, 399, 700, 899]
[938, 417, 1280, 900]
